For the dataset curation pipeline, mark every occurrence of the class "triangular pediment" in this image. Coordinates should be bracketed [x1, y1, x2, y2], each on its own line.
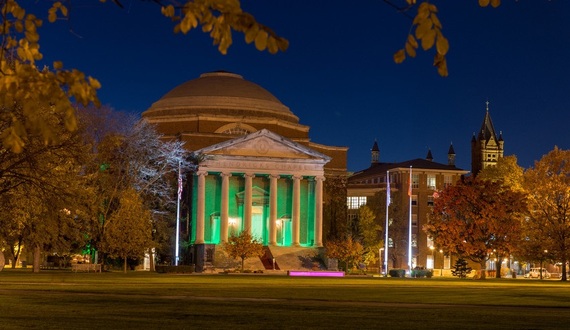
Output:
[235, 186, 269, 205]
[196, 129, 331, 161]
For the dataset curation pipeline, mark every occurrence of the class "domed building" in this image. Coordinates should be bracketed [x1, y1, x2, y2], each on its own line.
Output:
[142, 71, 347, 271]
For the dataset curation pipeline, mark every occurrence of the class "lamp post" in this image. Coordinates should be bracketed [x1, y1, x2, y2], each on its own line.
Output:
[540, 249, 548, 280]
[439, 250, 444, 276]
[378, 248, 381, 275]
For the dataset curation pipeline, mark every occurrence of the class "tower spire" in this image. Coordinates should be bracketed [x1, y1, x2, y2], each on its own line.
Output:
[448, 142, 456, 166]
[471, 101, 504, 176]
[371, 139, 380, 165]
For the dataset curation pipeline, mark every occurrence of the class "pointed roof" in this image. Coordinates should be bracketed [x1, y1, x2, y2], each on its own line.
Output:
[448, 143, 455, 155]
[426, 149, 433, 161]
[478, 101, 499, 144]
[371, 140, 379, 152]
[195, 128, 331, 162]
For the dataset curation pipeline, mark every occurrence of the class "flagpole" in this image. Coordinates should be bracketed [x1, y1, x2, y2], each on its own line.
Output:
[175, 161, 181, 266]
[384, 170, 390, 277]
[408, 166, 413, 274]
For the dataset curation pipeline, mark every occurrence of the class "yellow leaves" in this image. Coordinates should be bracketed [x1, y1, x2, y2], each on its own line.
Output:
[479, 0, 501, 8]
[179, 11, 198, 34]
[401, 34, 418, 59]
[421, 29, 436, 50]
[161, 5, 175, 18]
[436, 34, 449, 56]
[415, 16, 432, 40]
[48, 2, 68, 23]
[254, 30, 268, 51]
[434, 53, 448, 77]
[245, 24, 259, 44]
[1, 123, 26, 153]
[162, 0, 287, 55]
[393, 49, 406, 63]
[394, 1, 449, 77]
[0, 57, 100, 152]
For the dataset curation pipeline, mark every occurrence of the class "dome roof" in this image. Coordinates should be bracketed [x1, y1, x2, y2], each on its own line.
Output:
[143, 71, 299, 123]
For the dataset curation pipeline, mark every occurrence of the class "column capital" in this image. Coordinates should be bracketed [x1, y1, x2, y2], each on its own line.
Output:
[244, 173, 255, 179]
[269, 174, 281, 180]
[220, 172, 232, 178]
[197, 171, 208, 177]
[292, 175, 303, 181]
[315, 176, 326, 182]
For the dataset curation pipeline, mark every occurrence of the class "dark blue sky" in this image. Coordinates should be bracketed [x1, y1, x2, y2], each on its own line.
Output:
[39, 0, 570, 172]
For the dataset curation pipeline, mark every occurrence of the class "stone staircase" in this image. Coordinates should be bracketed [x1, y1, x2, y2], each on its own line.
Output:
[244, 246, 324, 272]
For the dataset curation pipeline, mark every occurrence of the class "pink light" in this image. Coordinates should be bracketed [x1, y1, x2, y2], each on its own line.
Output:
[287, 270, 344, 277]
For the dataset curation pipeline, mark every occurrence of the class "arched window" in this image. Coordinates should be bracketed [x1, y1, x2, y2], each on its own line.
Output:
[215, 123, 257, 135]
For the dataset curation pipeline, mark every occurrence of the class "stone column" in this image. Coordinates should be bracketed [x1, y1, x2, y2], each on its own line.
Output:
[315, 176, 325, 247]
[292, 175, 302, 246]
[220, 172, 231, 242]
[195, 171, 208, 244]
[269, 174, 279, 245]
[244, 173, 255, 233]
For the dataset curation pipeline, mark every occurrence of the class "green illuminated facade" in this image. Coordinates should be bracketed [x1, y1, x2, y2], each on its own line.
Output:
[191, 129, 329, 248]
[141, 71, 348, 271]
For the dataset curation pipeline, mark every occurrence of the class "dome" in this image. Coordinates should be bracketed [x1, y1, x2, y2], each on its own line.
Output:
[143, 71, 299, 123]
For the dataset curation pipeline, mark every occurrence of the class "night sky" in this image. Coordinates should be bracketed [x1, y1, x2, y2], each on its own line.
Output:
[38, 0, 570, 173]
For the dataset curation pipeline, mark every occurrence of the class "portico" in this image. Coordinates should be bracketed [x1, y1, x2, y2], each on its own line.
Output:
[192, 129, 329, 248]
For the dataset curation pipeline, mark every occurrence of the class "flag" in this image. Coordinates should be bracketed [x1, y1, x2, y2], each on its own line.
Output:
[386, 171, 391, 206]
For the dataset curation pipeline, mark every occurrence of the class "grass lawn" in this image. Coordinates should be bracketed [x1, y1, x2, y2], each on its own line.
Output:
[1, 269, 569, 329]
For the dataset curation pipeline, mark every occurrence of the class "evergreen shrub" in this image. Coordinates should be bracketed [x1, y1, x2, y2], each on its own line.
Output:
[389, 269, 406, 277]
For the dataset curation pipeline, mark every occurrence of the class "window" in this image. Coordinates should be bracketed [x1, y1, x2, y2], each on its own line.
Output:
[412, 214, 418, 227]
[347, 212, 358, 223]
[411, 195, 418, 206]
[412, 234, 417, 247]
[427, 196, 434, 206]
[388, 238, 394, 248]
[223, 127, 251, 135]
[347, 196, 367, 209]
[444, 256, 451, 270]
[412, 174, 420, 188]
[427, 255, 434, 269]
[427, 174, 436, 190]
[444, 175, 453, 188]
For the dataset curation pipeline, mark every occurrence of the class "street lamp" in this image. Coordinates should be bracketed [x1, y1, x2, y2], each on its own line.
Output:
[439, 249, 444, 276]
[540, 249, 548, 280]
[379, 248, 384, 275]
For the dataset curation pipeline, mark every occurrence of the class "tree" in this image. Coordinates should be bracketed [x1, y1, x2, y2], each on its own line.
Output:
[451, 258, 472, 279]
[357, 205, 383, 268]
[393, 0, 504, 77]
[425, 176, 526, 279]
[478, 155, 524, 192]
[368, 190, 408, 269]
[0, 0, 287, 153]
[79, 109, 191, 268]
[523, 147, 570, 281]
[323, 175, 348, 242]
[324, 237, 365, 272]
[0, 102, 91, 272]
[223, 231, 263, 272]
[101, 188, 153, 273]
